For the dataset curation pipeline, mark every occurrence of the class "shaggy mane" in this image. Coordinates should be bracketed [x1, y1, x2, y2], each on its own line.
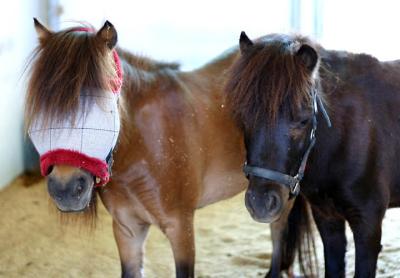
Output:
[25, 26, 117, 130]
[225, 35, 318, 129]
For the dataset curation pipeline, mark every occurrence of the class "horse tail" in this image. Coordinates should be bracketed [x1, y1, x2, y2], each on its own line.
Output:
[280, 194, 318, 277]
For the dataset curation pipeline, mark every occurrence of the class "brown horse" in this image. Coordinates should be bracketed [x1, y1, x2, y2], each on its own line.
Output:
[226, 31, 400, 277]
[25, 20, 310, 277]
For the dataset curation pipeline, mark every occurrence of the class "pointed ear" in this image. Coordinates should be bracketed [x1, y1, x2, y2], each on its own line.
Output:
[33, 18, 52, 42]
[239, 31, 254, 54]
[296, 44, 318, 72]
[97, 20, 118, 49]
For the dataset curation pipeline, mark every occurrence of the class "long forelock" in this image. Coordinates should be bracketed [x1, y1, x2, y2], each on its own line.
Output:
[25, 27, 116, 130]
[226, 39, 317, 129]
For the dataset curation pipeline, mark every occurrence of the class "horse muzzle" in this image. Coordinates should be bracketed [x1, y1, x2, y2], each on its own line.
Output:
[47, 169, 94, 212]
[245, 181, 284, 223]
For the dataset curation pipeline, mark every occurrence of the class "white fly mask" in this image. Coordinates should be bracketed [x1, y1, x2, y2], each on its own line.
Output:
[29, 46, 123, 186]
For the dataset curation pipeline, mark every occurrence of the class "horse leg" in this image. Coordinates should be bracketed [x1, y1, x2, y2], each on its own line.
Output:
[267, 199, 295, 278]
[268, 221, 290, 278]
[347, 210, 384, 278]
[164, 213, 195, 278]
[113, 220, 150, 278]
[312, 208, 346, 278]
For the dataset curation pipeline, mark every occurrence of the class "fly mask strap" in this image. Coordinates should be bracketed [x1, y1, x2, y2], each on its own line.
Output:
[243, 90, 331, 197]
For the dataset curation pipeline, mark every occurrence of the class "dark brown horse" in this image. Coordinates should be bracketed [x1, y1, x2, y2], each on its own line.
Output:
[24, 20, 312, 277]
[226, 31, 400, 277]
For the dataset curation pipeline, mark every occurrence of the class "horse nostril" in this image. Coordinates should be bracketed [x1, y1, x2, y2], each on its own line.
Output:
[265, 192, 281, 214]
[73, 176, 89, 198]
[270, 195, 277, 208]
[76, 186, 83, 199]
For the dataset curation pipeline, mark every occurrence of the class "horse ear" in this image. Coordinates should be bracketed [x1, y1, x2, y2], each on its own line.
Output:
[239, 31, 254, 54]
[296, 44, 319, 72]
[33, 18, 52, 42]
[97, 20, 118, 49]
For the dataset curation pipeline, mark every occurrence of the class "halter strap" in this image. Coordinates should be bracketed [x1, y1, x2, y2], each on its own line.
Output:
[243, 165, 302, 194]
[243, 90, 331, 197]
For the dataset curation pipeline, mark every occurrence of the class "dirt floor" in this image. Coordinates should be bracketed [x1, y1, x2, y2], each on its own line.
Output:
[0, 176, 400, 277]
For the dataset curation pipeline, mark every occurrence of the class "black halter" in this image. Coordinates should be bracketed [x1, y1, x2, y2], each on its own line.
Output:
[243, 90, 331, 197]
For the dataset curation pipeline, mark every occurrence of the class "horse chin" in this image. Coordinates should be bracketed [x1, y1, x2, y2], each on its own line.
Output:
[53, 193, 93, 213]
[52, 186, 94, 213]
[247, 210, 283, 223]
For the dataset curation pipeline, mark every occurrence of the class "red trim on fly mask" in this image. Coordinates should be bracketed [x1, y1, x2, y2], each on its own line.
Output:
[41, 149, 109, 187]
[111, 50, 123, 93]
[71, 27, 123, 94]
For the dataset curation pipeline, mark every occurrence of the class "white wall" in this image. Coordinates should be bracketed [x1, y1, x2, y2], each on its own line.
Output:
[0, 1, 45, 189]
[319, 0, 400, 61]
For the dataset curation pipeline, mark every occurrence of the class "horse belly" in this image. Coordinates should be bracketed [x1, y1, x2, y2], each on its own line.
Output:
[198, 169, 247, 208]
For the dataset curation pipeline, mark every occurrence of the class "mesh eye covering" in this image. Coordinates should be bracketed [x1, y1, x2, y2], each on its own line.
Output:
[29, 92, 120, 186]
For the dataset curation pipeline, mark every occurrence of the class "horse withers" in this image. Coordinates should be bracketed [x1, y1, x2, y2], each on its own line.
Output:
[226, 31, 400, 277]
[25, 19, 308, 277]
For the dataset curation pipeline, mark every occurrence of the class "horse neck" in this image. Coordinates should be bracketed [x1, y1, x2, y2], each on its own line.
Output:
[194, 47, 240, 88]
[111, 46, 245, 184]
[118, 46, 240, 108]
[117, 48, 180, 104]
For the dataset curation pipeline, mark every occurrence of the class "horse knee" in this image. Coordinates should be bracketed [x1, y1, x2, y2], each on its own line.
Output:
[113, 220, 149, 278]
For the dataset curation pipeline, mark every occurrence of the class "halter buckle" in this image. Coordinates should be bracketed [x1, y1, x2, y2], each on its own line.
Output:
[289, 174, 300, 195]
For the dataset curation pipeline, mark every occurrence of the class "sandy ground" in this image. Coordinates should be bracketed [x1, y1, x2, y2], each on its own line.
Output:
[0, 176, 400, 277]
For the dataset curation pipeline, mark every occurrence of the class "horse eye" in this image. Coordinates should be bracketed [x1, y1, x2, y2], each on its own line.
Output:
[300, 118, 309, 126]
[292, 118, 310, 129]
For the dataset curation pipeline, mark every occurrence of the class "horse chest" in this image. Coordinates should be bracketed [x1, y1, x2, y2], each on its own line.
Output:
[303, 182, 347, 218]
[198, 170, 247, 208]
